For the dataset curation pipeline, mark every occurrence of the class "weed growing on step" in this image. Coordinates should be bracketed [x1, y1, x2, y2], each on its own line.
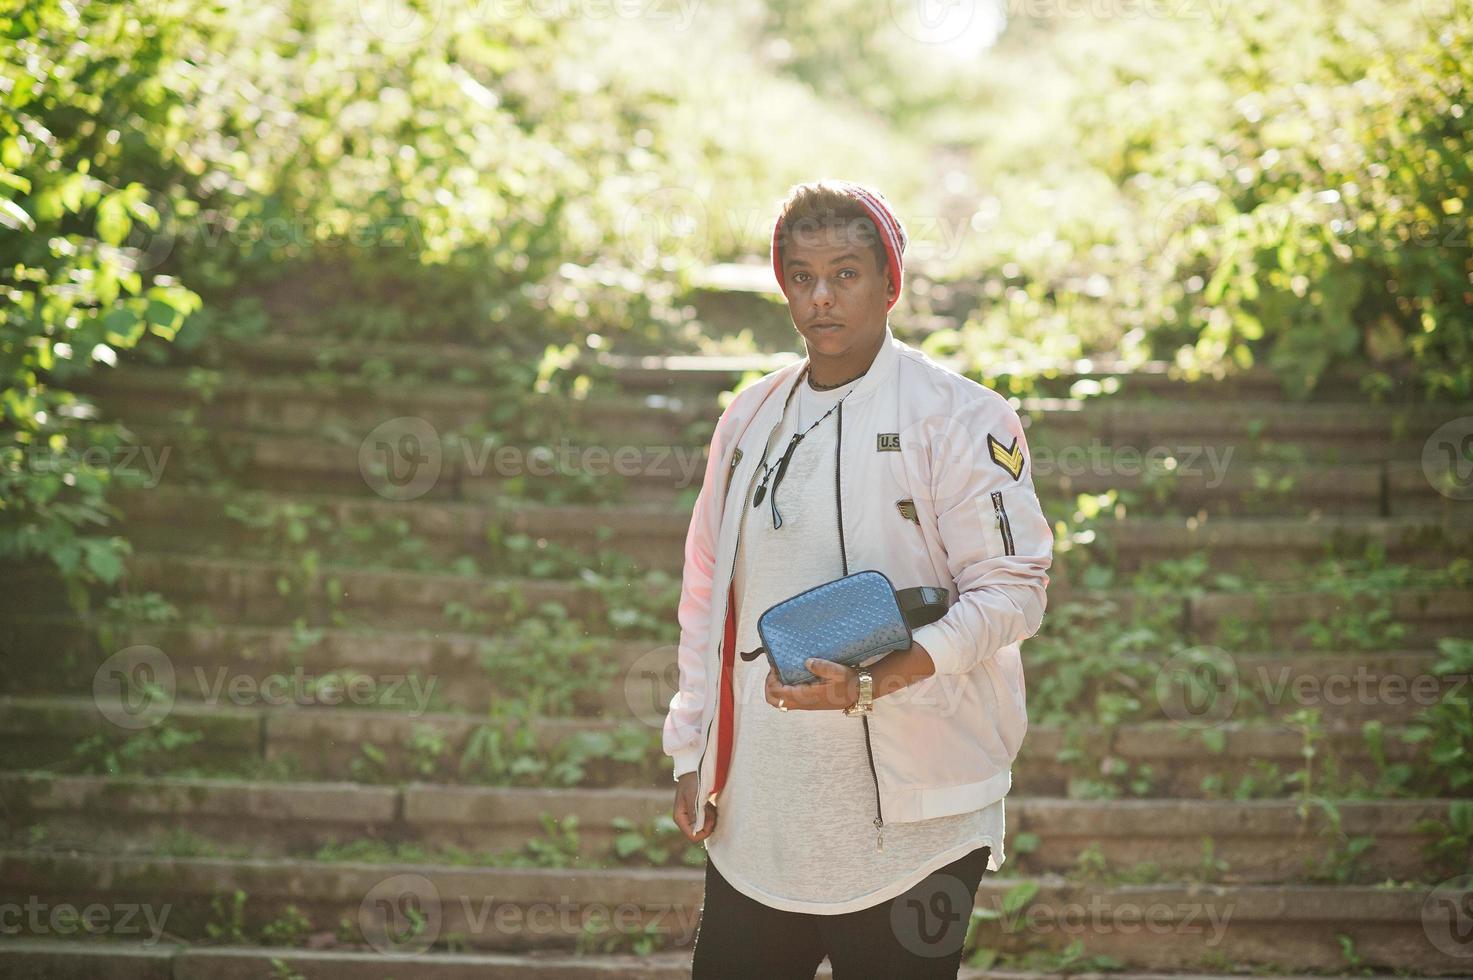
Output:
[575, 915, 665, 956]
[204, 889, 248, 944]
[1303, 797, 1377, 885]
[610, 814, 707, 868]
[69, 720, 204, 777]
[512, 813, 582, 869]
[1414, 801, 1473, 881]
[475, 604, 622, 717]
[260, 905, 313, 946]
[267, 959, 305, 980]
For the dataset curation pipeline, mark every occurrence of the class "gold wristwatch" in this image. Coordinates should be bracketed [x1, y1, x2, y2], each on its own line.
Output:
[843, 669, 874, 716]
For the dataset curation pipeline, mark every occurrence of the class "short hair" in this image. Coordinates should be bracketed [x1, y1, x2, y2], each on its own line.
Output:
[773, 179, 890, 284]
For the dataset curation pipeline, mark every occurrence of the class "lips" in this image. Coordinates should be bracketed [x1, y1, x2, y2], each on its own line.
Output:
[810, 322, 842, 330]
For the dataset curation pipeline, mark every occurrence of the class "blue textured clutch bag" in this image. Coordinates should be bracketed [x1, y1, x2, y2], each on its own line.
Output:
[750, 569, 913, 686]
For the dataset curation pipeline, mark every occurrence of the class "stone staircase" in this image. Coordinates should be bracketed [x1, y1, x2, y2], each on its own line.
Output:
[1, 303, 1471, 978]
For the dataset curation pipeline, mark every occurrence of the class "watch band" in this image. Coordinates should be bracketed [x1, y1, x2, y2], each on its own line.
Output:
[843, 669, 874, 715]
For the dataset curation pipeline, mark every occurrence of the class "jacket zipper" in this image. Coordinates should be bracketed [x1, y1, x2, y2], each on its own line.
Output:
[991, 490, 1016, 556]
[837, 399, 885, 852]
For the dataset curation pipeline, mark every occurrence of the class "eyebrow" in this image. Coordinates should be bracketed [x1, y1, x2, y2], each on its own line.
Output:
[785, 253, 865, 270]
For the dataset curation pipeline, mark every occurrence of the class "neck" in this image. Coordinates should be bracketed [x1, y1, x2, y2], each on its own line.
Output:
[807, 329, 885, 388]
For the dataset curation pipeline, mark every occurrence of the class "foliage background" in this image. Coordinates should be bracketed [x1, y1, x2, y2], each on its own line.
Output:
[2, 0, 1469, 602]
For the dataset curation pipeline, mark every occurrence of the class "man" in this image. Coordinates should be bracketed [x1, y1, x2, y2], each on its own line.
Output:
[663, 179, 1053, 978]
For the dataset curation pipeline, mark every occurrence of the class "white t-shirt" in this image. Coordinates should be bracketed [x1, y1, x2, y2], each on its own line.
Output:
[703, 372, 1004, 914]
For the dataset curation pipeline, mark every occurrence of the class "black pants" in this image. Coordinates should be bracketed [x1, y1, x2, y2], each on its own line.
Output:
[690, 845, 991, 980]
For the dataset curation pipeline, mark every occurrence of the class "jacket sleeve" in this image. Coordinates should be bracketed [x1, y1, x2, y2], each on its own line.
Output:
[662, 403, 735, 780]
[909, 393, 1053, 676]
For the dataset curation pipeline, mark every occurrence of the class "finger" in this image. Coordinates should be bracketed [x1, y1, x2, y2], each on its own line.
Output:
[692, 803, 718, 841]
[804, 658, 851, 680]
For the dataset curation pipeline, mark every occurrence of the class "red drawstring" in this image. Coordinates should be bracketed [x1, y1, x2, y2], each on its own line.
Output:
[710, 580, 738, 801]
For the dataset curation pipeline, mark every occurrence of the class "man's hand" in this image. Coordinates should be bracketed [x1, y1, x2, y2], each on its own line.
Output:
[764, 643, 937, 711]
[765, 658, 859, 711]
[673, 772, 717, 843]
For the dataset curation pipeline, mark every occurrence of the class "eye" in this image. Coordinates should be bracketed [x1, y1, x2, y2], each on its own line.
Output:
[792, 272, 809, 283]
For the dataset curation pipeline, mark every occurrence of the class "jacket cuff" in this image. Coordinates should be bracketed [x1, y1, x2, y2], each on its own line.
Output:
[672, 747, 702, 781]
[912, 621, 969, 676]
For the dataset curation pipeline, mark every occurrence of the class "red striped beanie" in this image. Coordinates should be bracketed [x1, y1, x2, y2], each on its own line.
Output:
[770, 180, 908, 312]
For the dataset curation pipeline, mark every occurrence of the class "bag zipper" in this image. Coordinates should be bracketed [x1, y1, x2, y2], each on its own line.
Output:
[837, 399, 885, 852]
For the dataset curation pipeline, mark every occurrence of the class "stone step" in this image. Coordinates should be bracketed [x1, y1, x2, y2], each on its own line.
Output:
[3, 771, 1462, 884]
[76, 366, 714, 448]
[0, 696, 1421, 797]
[0, 850, 1464, 971]
[6, 549, 1467, 646]
[78, 365, 1470, 462]
[2, 617, 1453, 727]
[3, 552, 671, 632]
[205, 333, 1413, 404]
[0, 940, 1434, 980]
[89, 417, 1471, 519]
[109, 486, 1473, 578]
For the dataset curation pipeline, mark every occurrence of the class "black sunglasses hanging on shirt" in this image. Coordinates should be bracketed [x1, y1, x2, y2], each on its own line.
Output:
[750, 392, 848, 530]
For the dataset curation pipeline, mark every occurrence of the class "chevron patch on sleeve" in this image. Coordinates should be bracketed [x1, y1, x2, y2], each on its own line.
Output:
[987, 434, 1024, 480]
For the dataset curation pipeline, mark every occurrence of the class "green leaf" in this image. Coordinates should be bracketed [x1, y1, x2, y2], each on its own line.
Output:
[0, 198, 33, 231]
[96, 194, 131, 245]
[82, 539, 125, 584]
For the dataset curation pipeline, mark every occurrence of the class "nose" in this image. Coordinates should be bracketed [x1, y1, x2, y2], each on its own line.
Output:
[811, 276, 833, 309]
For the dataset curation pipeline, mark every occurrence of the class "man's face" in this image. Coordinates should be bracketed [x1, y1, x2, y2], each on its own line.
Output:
[779, 221, 894, 360]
